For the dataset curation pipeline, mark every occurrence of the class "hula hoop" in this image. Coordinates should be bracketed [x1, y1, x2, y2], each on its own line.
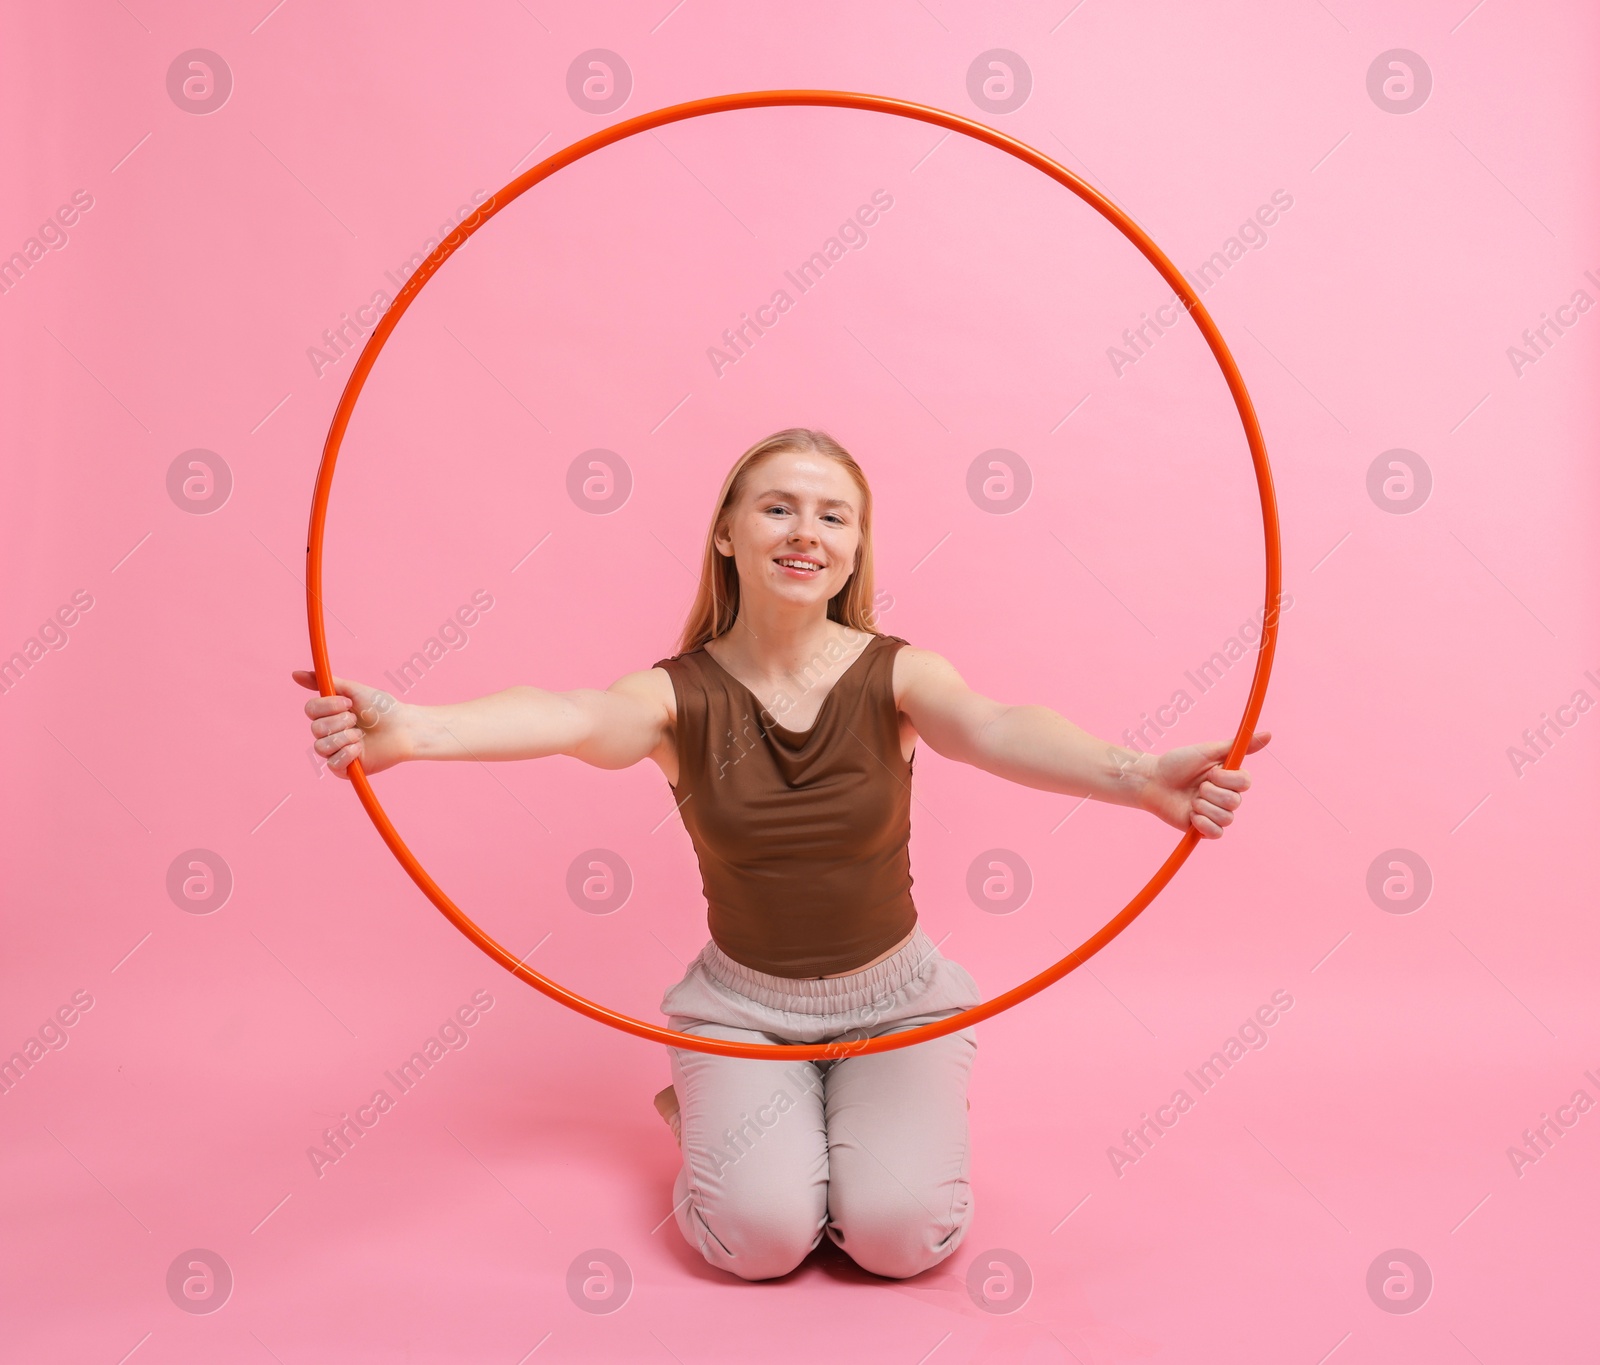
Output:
[306, 90, 1281, 1061]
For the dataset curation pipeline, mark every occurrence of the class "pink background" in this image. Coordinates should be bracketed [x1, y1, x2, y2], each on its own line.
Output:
[3, 1, 1596, 1360]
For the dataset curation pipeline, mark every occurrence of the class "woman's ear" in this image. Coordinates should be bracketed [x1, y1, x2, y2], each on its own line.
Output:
[713, 517, 735, 558]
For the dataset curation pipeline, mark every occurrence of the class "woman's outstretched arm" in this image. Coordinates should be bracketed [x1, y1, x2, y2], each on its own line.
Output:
[894, 648, 1269, 839]
[290, 669, 672, 779]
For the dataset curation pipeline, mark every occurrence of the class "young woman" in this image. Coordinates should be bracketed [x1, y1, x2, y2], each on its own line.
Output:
[294, 427, 1267, 1283]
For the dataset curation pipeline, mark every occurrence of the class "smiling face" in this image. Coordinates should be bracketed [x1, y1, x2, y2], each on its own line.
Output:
[714, 448, 865, 614]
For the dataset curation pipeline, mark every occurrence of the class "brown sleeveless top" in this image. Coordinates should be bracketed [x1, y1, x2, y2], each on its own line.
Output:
[652, 633, 918, 977]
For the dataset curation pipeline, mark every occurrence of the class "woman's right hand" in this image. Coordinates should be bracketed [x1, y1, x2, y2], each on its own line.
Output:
[292, 670, 411, 778]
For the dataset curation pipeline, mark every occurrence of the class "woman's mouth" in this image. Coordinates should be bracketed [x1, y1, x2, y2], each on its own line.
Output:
[775, 556, 823, 577]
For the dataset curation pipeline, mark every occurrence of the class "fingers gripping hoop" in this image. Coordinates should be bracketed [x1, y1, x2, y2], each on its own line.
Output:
[306, 90, 1282, 1062]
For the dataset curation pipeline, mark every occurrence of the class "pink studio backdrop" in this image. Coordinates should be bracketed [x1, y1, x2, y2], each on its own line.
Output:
[3, 2, 1596, 1361]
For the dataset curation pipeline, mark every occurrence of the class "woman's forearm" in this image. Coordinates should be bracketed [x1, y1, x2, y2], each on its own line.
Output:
[975, 704, 1155, 808]
[403, 686, 592, 762]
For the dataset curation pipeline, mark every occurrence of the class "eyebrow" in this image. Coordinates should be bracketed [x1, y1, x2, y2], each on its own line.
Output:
[753, 488, 856, 511]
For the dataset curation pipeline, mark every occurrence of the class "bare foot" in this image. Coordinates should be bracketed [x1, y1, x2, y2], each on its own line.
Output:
[653, 1085, 681, 1145]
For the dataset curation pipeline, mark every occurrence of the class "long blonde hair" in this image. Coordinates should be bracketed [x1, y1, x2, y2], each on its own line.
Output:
[676, 428, 879, 654]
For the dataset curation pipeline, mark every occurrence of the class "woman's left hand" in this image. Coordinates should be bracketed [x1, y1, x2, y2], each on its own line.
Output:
[1139, 732, 1271, 839]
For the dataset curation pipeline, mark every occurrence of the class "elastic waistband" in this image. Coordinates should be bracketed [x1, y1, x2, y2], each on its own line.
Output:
[698, 927, 941, 1015]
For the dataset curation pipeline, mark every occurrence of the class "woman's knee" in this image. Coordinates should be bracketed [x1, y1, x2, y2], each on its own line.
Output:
[684, 1206, 822, 1281]
[828, 1180, 973, 1280]
[678, 1173, 825, 1281]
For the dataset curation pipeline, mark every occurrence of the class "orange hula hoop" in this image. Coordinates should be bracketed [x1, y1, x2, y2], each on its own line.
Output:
[305, 89, 1282, 1061]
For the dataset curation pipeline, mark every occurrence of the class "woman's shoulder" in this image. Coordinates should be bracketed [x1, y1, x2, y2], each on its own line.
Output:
[886, 640, 964, 702]
[887, 640, 961, 672]
[650, 645, 708, 673]
[648, 649, 716, 709]
[870, 631, 915, 663]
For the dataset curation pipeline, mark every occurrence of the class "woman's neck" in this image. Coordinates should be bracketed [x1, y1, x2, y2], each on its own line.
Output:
[712, 605, 865, 685]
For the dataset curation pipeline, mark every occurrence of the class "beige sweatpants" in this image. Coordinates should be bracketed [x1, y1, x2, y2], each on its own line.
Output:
[660, 926, 980, 1281]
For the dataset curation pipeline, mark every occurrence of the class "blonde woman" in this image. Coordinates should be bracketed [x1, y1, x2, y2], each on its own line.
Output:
[294, 427, 1267, 1282]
